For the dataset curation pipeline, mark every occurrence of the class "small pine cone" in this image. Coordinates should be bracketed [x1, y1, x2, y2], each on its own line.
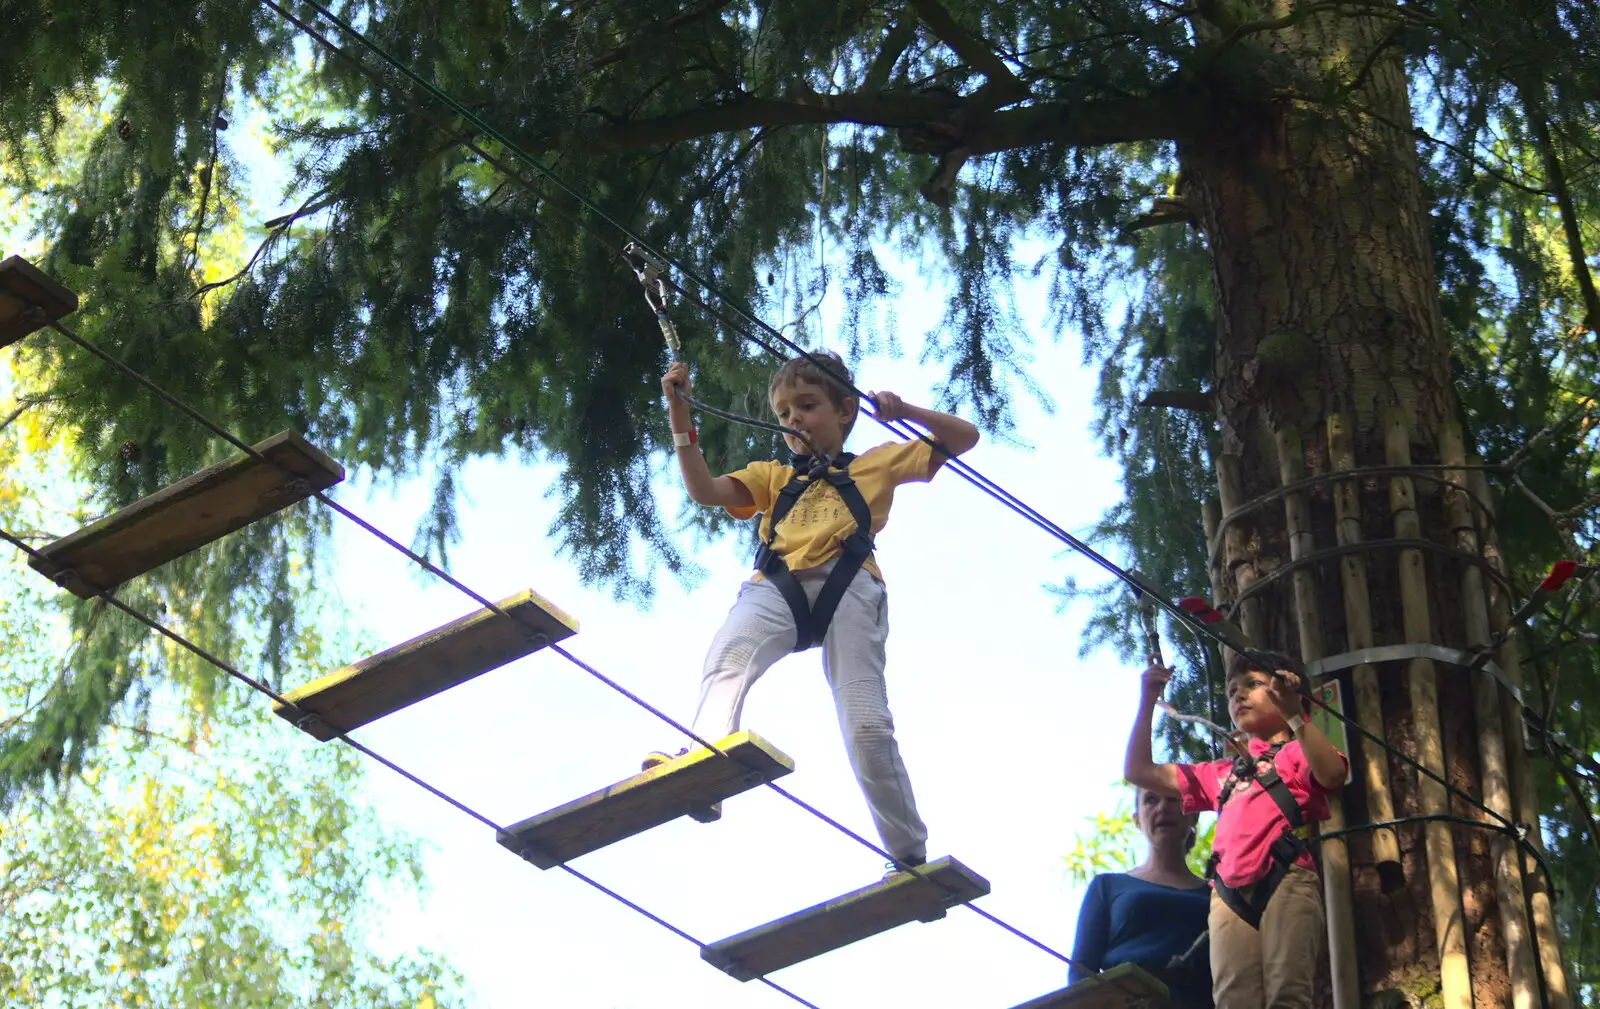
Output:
[119, 439, 141, 463]
[116, 119, 133, 142]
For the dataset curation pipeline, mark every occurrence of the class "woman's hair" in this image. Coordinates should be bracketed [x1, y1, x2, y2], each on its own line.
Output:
[769, 350, 857, 434]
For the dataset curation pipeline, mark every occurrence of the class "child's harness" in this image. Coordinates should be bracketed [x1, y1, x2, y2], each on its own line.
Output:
[753, 453, 873, 652]
[1205, 742, 1313, 929]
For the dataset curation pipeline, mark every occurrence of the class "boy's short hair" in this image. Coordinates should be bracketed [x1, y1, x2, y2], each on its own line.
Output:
[1224, 652, 1257, 682]
[1226, 651, 1311, 716]
[769, 350, 858, 434]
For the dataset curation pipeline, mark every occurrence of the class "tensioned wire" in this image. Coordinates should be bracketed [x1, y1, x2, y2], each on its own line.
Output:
[34, 309, 1115, 990]
[236, 0, 1141, 991]
[275, 0, 1553, 863]
[0, 525, 823, 1009]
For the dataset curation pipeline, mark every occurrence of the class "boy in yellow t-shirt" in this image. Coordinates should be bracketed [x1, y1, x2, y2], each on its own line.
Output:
[651, 350, 979, 867]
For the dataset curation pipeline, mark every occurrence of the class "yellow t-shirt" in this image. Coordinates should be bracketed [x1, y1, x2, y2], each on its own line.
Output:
[724, 440, 936, 582]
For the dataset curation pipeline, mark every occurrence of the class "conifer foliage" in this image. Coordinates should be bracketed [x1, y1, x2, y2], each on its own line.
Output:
[4, 0, 1600, 1000]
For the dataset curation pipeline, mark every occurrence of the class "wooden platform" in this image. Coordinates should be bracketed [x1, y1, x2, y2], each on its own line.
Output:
[1008, 963, 1170, 1009]
[273, 589, 579, 740]
[29, 430, 343, 597]
[497, 733, 793, 869]
[701, 856, 990, 981]
[0, 256, 77, 348]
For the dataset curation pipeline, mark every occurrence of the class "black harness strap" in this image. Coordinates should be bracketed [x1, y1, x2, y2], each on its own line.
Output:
[753, 454, 875, 652]
[1206, 743, 1310, 930]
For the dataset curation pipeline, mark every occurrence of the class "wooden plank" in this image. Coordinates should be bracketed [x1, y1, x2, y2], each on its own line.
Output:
[0, 256, 78, 348]
[498, 732, 793, 869]
[273, 589, 579, 740]
[1008, 963, 1169, 1009]
[29, 430, 343, 597]
[701, 855, 990, 981]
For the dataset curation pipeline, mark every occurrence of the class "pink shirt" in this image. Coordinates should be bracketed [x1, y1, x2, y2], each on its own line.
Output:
[1176, 738, 1345, 888]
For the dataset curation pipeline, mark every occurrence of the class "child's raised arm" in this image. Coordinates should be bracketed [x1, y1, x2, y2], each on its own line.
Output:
[868, 392, 979, 475]
[663, 362, 755, 510]
[1124, 661, 1183, 797]
[1269, 670, 1348, 790]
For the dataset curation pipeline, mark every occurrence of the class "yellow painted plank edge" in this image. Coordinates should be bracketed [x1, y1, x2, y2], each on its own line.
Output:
[272, 589, 579, 740]
[0, 255, 77, 347]
[1007, 963, 1170, 1009]
[701, 855, 991, 981]
[30, 430, 343, 597]
[497, 732, 793, 869]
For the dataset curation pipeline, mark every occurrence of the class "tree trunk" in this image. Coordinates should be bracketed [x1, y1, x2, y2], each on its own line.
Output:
[1176, 9, 1559, 1007]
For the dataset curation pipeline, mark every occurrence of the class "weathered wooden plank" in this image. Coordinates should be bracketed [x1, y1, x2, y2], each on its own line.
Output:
[701, 856, 990, 981]
[1008, 963, 1169, 1009]
[0, 256, 77, 348]
[497, 733, 793, 869]
[30, 430, 343, 597]
[273, 589, 579, 740]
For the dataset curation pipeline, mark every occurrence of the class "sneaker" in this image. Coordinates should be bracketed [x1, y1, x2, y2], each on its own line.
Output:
[640, 747, 721, 823]
[883, 854, 928, 879]
[641, 748, 688, 772]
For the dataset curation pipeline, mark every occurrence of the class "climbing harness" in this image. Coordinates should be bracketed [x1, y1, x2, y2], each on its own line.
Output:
[755, 453, 876, 652]
[1204, 741, 1312, 929]
[190, 9, 1579, 998]
[625, 241, 880, 651]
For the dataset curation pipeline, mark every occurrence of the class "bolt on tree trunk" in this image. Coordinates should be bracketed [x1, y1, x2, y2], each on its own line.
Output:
[1176, 5, 1562, 1005]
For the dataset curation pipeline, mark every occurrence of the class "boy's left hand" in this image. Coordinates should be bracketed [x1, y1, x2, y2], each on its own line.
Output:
[868, 391, 907, 422]
[1266, 669, 1304, 721]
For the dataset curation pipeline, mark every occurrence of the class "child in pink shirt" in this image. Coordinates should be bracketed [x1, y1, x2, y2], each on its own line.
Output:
[1125, 653, 1347, 1009]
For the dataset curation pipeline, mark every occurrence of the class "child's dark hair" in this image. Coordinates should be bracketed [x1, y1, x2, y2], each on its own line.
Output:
[1226, 651, 1311, 716]
[769, 350, 858, 434]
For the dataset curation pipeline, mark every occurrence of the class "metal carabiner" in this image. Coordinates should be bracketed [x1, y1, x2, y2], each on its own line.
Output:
[623, 242, 681, 356]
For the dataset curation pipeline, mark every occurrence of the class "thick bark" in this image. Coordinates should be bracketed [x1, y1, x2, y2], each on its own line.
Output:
[1179, 8, 1547, 1007]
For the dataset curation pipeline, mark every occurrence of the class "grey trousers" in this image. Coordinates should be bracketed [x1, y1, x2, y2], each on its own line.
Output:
[691, 563, 929, 862]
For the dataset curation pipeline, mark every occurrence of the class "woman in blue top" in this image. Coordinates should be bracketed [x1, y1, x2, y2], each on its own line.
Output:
[1070, 786, 1213, 1007]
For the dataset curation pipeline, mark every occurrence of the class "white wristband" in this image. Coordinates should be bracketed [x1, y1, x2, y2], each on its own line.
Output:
[1287, 713, 1307, 733]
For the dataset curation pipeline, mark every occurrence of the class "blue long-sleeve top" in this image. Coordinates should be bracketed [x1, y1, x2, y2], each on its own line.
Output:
[1069, 873, 1212, 1006]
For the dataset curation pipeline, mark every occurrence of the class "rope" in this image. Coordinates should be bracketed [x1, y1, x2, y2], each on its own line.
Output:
[273, 0, 1236, 655]
[258, 3, 1563, 852]
[201, 2, 1137, 987]
[0, 530, 820, 1008]
[39, 321, 1097, 986]
[28, 2, 1563, 994]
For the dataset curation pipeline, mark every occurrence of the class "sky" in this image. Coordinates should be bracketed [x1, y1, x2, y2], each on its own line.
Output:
[1, 92, 1183, 1009]
[324, 260, 1152, 1009]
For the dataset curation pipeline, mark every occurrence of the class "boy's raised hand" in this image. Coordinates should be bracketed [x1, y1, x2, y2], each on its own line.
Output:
[1140, 659, 1173, 697]
[867, 390, 906, 422]
[1266, 668, 1304, 719]
[662, 360, 692, 399]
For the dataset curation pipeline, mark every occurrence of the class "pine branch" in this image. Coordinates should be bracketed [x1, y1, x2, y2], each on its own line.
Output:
[1548, 746, 1600, 861]
[1525, 91, 1600, 335]
[572, 88, 1207, 156]
[1356, 103, 1550, 196]
[909, 0, 1030, 103]
[192, 188, 341, 300]
[1125, 197, 1198, 234]
[1137, 389, 1212, 410]
[865, 7, 919, 92]
[1505, 393, 1597, 468]
[584, 0, 739, 74]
